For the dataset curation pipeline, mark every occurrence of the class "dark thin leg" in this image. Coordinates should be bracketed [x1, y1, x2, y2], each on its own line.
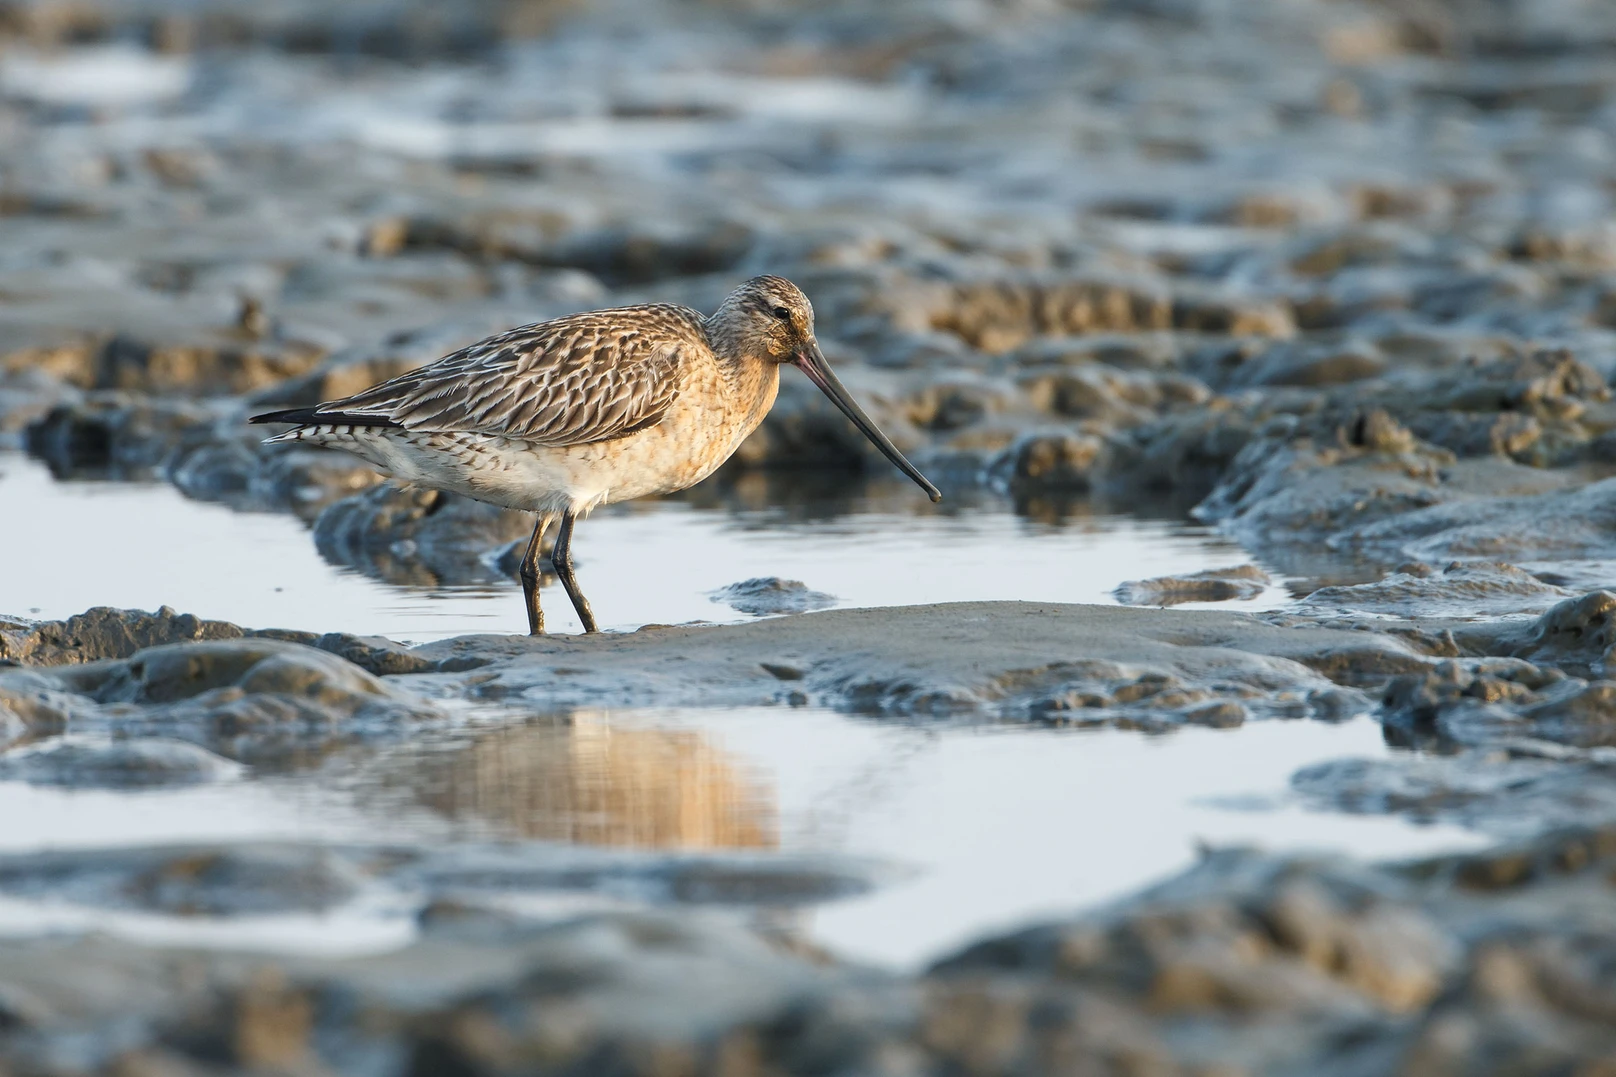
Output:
[552, 511, 599, 633]
[519, 513, 552, 636]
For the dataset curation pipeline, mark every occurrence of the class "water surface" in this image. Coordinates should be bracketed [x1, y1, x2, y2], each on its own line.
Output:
[0, 452, 1288, 639]
[0, 707, 1481, 969]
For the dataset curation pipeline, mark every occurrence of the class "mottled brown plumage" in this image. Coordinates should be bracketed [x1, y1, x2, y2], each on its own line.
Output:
[322, 305, 696, 446]
[251, 275, 939, 635]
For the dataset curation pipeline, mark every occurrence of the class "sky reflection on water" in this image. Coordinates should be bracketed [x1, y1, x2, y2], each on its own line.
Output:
[0, 451, 1288, 640]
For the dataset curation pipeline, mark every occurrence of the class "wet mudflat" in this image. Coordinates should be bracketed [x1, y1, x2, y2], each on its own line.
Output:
[5, 0, 1616, 1070]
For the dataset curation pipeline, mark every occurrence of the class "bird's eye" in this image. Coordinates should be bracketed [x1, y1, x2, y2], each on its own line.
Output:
[772, 306, 792, 321]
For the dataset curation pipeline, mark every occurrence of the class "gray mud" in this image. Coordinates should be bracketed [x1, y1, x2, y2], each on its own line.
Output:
[1114, 564, 1271, 607]
[2, 601, 1399, 737]
[6, 0, 1616, 1069]
[710, 577, 839, 617]
[412, 600, 1403, 723]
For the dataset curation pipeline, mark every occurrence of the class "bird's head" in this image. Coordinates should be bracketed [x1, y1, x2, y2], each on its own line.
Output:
[710, 275, 941, 503]
[710, 275, 818, 363]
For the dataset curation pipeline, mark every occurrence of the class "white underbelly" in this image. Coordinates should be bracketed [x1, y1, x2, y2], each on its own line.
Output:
[279, 418, 745, 515]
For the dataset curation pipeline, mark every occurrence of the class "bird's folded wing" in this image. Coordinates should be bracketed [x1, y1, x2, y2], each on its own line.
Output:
[318, 310, 689, 447]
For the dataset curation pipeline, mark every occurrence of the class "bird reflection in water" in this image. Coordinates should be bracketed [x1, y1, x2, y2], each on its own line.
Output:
[402, 712, 778, 850]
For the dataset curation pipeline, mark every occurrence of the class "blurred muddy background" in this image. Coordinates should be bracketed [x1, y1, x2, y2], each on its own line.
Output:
[5, 0, 1616, 1073]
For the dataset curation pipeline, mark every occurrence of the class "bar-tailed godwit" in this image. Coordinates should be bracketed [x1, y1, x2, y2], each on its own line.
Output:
[251, 276, 940, 634]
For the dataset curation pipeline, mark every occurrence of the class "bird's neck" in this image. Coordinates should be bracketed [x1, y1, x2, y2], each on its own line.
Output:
[716, 351, 780, 436]
[703, 315, 781, 434]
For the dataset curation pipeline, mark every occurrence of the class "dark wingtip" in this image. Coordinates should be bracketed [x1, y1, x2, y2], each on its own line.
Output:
[249, 407, 318, 425]
[248, 407, 402, 429]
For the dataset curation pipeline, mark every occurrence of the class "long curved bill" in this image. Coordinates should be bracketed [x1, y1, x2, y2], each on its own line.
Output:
[794, 342, 943, 503]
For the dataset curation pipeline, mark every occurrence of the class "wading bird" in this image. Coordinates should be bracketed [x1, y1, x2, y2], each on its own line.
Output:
[251, 276, 941, 634]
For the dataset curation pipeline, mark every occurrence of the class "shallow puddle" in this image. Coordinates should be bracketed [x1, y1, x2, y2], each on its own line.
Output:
[0, 452, 1290, 639]
[0, 707, 1484, 969]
